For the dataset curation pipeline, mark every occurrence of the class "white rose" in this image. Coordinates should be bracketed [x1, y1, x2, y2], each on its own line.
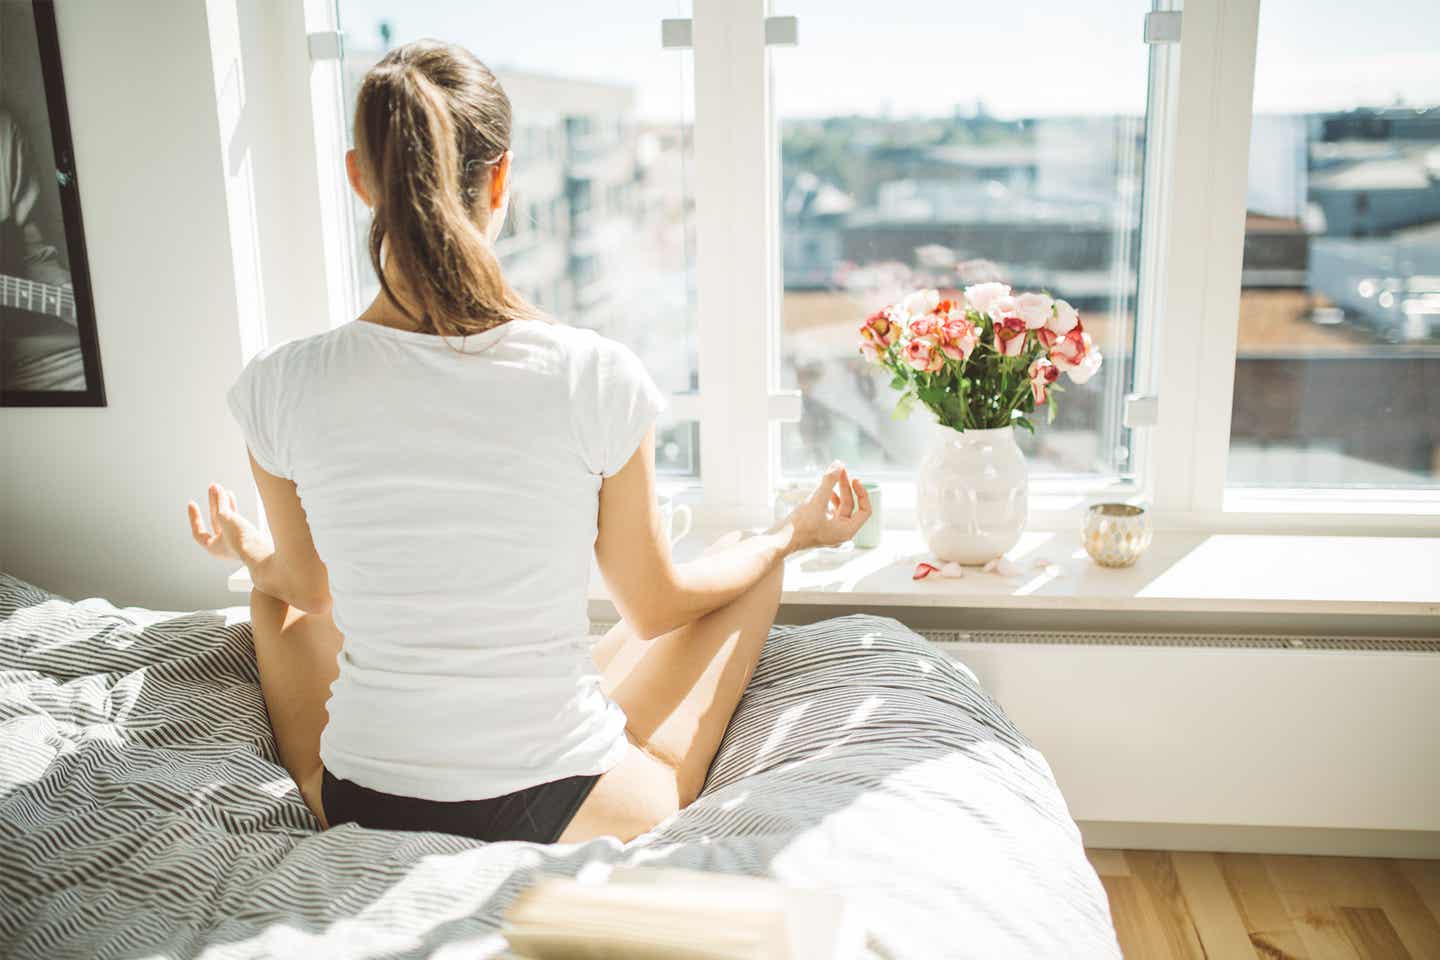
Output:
[963, 282, 1011, 316]
[1015, 292, 1054, 329]
[1066, 346, 1103, 384]
[899, 288, 940, 318]
[1047, 298, 1080, 335]
[987, 294, 1019, 323]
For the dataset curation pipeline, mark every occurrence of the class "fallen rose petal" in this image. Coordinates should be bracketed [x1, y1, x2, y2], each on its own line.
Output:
[913, 561, 941, 580]
[982, 557, 1022, 577]
[940, 561, 965, 578]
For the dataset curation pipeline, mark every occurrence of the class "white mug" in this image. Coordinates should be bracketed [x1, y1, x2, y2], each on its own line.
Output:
[657, 495, 693, 545]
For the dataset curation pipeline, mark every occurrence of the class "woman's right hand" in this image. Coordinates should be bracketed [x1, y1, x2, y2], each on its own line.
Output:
[787, 462, 872, 550]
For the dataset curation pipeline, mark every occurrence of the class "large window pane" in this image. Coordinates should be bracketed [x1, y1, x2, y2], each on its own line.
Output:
[1227, 0, 1439, 488]
[337, 3, 698, 475]
[774, 1, 1149, 480]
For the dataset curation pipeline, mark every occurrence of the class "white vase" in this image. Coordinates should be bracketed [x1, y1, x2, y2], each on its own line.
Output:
[915, 424, 1027, 565]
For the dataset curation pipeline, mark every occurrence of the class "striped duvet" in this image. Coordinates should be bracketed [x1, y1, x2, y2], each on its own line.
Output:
[0, 573, 1118, 959]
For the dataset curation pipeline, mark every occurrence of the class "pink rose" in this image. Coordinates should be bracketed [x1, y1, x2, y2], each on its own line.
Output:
[858, 308, 901, 360]
[1048, 321, 1103, 383]
[903, 337, 944, 373]
[963, 282, 1011, 316]
[993, 316, 1027, 357]
[1047, 298, 1080, 335]
[938, 314, 978, 361]
[1048, 321, 1090, 369]
[1067, 345, 1103, 384]
[1028, 356, 1059, 404]
[908, 314, 939, 338]
[1016, 292, 1054, 330]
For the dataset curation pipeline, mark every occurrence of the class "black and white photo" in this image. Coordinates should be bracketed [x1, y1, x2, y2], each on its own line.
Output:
[0, 0, 101, 405]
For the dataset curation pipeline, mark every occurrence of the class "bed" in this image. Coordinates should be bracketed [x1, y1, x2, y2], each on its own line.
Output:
[0, 573, 1118, 959]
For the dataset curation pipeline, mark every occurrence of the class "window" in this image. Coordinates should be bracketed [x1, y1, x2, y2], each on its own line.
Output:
[1226, 0, 1439, 489]
[335, 2, 699, 476]
[773, 0, 1151, 484]
[301, 0, 1440, 530]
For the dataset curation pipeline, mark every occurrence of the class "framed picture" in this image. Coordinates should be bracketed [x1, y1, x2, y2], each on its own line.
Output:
[0, 0, 102, 406]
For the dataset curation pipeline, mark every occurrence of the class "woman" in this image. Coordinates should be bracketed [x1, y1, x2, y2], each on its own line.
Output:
[186, 40, 870, 845]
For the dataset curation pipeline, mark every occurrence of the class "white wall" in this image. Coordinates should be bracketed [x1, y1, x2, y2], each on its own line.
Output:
[0, 1, 290, 610]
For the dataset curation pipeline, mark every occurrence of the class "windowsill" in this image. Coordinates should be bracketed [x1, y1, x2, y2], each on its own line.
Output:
[603, 527, 1440, 618]
[228, 529, 1438, 619]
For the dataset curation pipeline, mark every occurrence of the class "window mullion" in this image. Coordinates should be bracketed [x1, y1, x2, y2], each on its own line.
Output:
[300, 0, 359, 331]
[691, 0, 775, 524]
[1148, 0, 1261, 519]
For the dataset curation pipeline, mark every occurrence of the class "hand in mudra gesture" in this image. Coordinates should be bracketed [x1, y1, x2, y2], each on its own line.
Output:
[186, 483, 270, 562]
[788, 461, 872, 549]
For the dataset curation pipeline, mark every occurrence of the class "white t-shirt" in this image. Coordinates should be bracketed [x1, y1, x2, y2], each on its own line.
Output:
[227, 318, 665, 801]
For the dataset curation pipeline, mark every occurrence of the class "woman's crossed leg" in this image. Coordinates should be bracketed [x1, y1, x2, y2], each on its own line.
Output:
[249, 533, 783, 842]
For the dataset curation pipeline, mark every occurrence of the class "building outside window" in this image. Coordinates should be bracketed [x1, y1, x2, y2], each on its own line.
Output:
[772, 0, 1149, 485]
[1226, 0, 1439, 489]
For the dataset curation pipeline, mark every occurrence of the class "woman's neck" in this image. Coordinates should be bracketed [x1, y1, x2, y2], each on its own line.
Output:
[357, 294, 420, 332]
[357, 261, 425, 332]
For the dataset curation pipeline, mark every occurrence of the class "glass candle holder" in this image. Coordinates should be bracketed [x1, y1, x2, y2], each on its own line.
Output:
[1082, 503, 1152, 568]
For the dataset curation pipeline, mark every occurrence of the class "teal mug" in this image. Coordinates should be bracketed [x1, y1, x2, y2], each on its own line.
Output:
[853, 482, 883, 549]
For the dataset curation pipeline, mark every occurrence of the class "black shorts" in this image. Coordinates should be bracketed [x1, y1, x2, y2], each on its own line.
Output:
[320, 767, 600, 844]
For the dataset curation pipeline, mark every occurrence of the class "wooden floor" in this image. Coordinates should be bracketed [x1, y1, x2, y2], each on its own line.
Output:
[1086, 850, 1440, 960]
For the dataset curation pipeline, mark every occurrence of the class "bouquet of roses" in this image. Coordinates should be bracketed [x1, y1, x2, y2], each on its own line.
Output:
[858, 282, 1103, 432]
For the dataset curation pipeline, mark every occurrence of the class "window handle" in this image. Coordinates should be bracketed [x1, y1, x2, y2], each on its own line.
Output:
[1143, 11, 1181, 45]
[660, 19, 692, 50]
[307, 30, 343, 61]
[1125, 394, 1160, 429]
[764, 16, 799, 47]
[660, 16, 798, 51]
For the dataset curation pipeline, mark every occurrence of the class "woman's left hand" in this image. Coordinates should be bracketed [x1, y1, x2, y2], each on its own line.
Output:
[187, 483, 268, 562]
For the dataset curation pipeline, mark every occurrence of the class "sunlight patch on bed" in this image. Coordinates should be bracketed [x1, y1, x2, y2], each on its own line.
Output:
[753, 701, 809, 765]
[0, 721, 69, 798]
[717, 789, 751, 811]
[257, 777, 296, 798]
[841, 694, 882, 729]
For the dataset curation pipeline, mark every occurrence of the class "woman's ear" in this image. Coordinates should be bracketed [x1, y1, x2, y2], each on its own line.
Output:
[345, 149, 373, 208]
[490, 151, 512, 213]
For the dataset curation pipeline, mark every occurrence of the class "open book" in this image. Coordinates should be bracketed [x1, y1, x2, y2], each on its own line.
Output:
[501, 865, 863, 960]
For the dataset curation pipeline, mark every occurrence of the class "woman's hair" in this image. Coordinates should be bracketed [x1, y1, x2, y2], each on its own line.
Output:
[353, 40, 539, 337]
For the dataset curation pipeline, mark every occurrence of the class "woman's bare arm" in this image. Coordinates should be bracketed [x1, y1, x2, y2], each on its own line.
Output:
[187, 451, 331, 614]
[595, 428, 870, 640]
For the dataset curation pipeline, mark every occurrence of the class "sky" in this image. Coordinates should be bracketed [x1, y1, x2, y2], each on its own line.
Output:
[338, 0, 1438, 121]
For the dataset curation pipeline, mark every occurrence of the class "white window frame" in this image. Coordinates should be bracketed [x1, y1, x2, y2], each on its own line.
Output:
[1140, 0, 1440, 535]
[297, 0, 1440, 537]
